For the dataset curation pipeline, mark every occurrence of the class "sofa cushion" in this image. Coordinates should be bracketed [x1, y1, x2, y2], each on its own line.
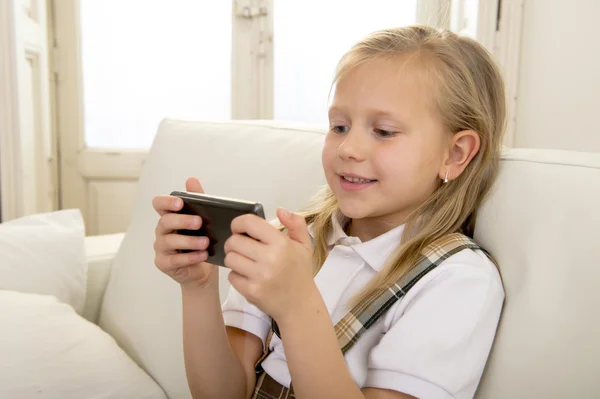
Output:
[0, 209, 87, 314]
[474, 148, 600, 398]
[99, 118, 600, 398]
[83, 233, 125, 323]
[98, 120, 327, 398]
[0, 290, 166, 399]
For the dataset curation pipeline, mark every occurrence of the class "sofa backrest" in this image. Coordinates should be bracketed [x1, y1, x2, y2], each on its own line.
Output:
[99, 120, 600, 399]
[98, 120, 327, 398]
[474, 148, 600, 398]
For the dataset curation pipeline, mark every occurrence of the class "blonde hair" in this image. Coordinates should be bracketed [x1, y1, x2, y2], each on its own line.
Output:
[298, 25, 506, 307]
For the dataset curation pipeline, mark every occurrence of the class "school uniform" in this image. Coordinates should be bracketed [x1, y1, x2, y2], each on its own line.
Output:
[222, 211, 504, 399]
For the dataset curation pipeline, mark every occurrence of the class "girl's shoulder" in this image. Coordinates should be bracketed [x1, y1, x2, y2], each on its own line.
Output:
[437, 244, 501, 279]
[424, 245, 503, 297]
[367, 248, 505, 399]
[383, 246, 504, 329]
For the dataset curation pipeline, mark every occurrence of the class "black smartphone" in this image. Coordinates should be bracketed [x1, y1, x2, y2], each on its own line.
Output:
[170, 191, 265, 267]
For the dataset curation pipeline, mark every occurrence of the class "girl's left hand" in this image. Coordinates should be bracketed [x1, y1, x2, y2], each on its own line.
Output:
[223, 208, 316, 323]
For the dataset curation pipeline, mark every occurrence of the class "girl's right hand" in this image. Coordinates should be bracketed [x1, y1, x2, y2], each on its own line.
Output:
[152, 177, 217, 289]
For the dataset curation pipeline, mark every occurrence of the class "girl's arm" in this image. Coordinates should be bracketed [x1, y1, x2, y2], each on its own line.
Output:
[226, 326, 264, 398]
[223, 211, 501, 398]
[222, 211, 416, 398]
[278, 284, 415, 399]
[181, 279, 262, 399]
[152, 179, 263, 398]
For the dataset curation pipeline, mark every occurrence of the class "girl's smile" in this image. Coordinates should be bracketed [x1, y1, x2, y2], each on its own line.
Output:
[338, 173, 378, 191]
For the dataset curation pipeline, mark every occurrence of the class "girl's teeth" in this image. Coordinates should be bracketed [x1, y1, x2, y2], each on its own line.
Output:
[343, 176, 373, 184]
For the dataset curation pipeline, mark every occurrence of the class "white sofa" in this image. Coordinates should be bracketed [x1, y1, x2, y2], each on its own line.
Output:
[82, 119, 600, 399]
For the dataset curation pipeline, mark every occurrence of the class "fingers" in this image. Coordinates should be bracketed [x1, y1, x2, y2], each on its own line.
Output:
[231, 214, 281, 244]
[153, 195, 184, 216]
[155, 250, 208, 273]
[156, 212, 203, 236]
[276, 208, 312, 250]
[224, 250, 257, 278]
[155, 232, 210, 254]
[153, 177, 213, 282]
[224, 233, 267, 262]
[227, 270, 252, 297]
[185, 177, 205, 193]
[152, 175, 204, 216]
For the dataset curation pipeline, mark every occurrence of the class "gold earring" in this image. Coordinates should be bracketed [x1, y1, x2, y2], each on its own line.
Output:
[444, 171, 449, 183]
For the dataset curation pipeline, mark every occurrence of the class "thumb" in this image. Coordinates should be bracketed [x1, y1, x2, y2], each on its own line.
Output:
[277, 208, 312, 249]
[185, 177, 205, 194]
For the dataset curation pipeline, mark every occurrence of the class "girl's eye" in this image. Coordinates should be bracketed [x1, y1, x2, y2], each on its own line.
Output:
[374, 128, 396, 137]
[331, 125, 350, 134]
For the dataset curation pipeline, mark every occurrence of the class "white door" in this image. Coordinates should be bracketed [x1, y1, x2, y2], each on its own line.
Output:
[0, 0, 57, 222]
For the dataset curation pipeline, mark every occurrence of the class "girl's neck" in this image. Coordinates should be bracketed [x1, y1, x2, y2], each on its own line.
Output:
[346, 216, 405, 242]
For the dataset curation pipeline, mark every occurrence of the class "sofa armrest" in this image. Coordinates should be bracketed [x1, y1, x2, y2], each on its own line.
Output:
[82, 233, 125, 324]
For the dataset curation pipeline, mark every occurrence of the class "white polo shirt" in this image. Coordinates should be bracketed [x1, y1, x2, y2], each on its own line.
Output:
[222, 212, 504, 399]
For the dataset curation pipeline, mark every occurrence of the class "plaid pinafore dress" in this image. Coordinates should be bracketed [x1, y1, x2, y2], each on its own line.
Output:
[251, 233, 494, 398]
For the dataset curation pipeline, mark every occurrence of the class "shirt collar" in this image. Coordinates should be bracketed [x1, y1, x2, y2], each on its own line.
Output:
[308, 210, 404, 272]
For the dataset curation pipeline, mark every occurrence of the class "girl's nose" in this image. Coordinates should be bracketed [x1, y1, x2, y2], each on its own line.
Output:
[337, 129, 367, 161]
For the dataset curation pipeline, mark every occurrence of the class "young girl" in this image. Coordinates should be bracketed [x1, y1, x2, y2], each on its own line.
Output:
[152, 25, 505, 399]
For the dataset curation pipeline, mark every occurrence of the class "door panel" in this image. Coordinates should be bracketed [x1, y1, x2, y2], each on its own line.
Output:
[0, 0, 56, 221]
[52, 0, 234, 235]
[87, 180, 139, 235]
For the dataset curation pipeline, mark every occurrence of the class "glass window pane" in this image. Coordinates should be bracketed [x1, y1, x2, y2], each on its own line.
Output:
[273, 1, 418, 125]
[451, 0, 479, 38]
[80, 0, 232, 148]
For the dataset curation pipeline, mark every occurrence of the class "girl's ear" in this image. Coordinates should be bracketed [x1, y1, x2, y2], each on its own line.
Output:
[439, 130, 481, 182]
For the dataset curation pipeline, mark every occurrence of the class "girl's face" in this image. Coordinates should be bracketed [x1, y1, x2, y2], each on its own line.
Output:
[322, 56, 450, 235]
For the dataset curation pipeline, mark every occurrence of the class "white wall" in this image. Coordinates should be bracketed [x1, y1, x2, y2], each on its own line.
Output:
[515, 0, 600, 152]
